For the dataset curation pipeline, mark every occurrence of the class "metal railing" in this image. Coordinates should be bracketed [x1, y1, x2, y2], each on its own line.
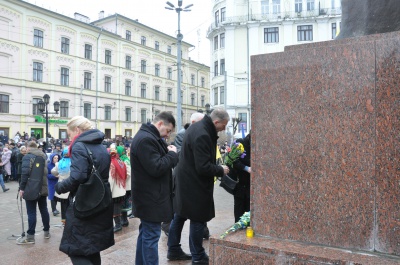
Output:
[207, 7, 342, 35]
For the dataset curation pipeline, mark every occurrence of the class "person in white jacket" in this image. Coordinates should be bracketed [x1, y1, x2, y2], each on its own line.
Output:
[117, 145, 131, 227]
[109, 144, 127, 232]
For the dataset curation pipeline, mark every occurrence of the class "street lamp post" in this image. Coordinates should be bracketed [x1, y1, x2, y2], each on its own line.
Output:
[165, 0, 193, 131]
[38, 94, 60, 151]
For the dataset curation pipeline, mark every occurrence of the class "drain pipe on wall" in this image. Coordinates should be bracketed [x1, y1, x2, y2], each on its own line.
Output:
[95, 27, 103, 129]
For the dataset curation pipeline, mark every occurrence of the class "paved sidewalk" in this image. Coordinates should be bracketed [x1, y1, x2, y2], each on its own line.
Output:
[0, 180, 235, 264]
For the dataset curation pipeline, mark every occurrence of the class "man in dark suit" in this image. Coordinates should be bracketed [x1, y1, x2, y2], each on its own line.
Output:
[169, 109, 230, 264]
[130, 112, 179, 265]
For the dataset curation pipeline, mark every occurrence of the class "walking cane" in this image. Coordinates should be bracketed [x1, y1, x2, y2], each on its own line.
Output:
[13, 191, 26, 240]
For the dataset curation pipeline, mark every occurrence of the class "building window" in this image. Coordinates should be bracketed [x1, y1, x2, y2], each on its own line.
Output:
[61, 37, 69, 54]
[191, 93, 195, 106]
[214, 61, 218, 76]
[141, 36, 146, 45]
[214, 35, 218, 50]
[261, 0, 270, 14]
[220, 33, 225, 48]
[125, 80, 131, 96]
[297, 25, 313, 41]
[84, 72, 91, 89]
[125, 107, 131, 122]
[84, 103, 91, 119]
[126, 30, 131, 40]
[60, 67, 69, 86]
[332, 22, 337, 39]
[167, 88, 172, 102]
[141, 60, 146, 73]
[167, 45, 172, 54]
[201, 95, 205, 107]
[295, 0, 303, 13]
[331, 0, 335, 8]
[141, 83, 146, 98]
[85, 44, 92, 59]
[126, 56, 131, 69]
[238, 113, 247, 132]
[33, 62, 43, 82]
[273, 0, 281, 13]
[0, 94, 10, 113]
[220, 59, 225, 75]
[141, 109, 147, 123]
[154, 110, 160, 116]
[307, 0, 315, 11]
[191, 74, 195, 85]
[221, 7, 226, 22]
[104, 76, 111, 93]
[155, 41, 159, 50]
[155, 86, 160, 100]
[60, 101, 68, 118]
[220, 86, 225, 104]
[105, 106, 111, 120]
[215, 10, 219, 26]
[201, 77, 205, 87]
[34, 29, 43, 48]
[155, 64, 160, 76]
[32, 98, 41, 115]
[105, 50, 111, 64]
[167, 67, 172, 79]
[214, 87, 218, 105]
[264, 27, 279, 43]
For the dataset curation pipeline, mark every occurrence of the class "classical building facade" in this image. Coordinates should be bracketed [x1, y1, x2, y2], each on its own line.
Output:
[207, 0, 342, 137]
[0, 0, 209, 140]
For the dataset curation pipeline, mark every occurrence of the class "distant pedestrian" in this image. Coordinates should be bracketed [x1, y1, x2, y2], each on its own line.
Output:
[47, 153, 61, 216]
[17, 141, 50, 244]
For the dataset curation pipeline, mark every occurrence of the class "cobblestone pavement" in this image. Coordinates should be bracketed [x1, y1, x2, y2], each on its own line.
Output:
[0, 180, 235, 265]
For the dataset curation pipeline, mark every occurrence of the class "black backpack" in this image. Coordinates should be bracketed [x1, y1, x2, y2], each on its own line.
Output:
[23, 155, 45, 200]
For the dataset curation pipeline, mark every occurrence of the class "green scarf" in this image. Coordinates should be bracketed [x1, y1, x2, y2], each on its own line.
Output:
[116, 145, 130, 166]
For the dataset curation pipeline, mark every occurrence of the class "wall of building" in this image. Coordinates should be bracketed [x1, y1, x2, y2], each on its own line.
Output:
[0, 0, 210, 141]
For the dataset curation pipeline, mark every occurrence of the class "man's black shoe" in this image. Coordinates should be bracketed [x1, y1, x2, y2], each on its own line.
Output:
[192, 255, 209, 264]
[167, 251, 192, 261]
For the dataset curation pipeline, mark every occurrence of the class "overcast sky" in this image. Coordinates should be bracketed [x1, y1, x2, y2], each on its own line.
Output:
[26, 0, 212, 65]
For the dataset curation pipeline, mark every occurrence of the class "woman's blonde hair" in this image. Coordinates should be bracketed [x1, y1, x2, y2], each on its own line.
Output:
[67, 116, 93, 132]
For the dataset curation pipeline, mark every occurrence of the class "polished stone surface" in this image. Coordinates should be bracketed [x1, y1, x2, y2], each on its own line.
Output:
[249, 30, 400, 256]
[0, 181, 235, 264]
[211, 231, 400, 265]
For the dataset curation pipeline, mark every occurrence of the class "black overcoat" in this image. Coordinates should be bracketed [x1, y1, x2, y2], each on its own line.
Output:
[55, 129, 114, 256]
[130, 123, 179, 222]
[173, 115, 224, 222]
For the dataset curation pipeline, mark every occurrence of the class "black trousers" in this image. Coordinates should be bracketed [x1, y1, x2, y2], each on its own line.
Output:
[233, 186, 250, 222]
[69, 252, 101, 265]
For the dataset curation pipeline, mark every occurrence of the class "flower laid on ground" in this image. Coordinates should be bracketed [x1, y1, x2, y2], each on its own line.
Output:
[220, 211, 250, 239]
[224, 141, 246, 167]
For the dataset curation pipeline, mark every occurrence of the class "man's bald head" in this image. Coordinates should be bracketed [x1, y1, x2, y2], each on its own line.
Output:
[190, 112, 205, 124]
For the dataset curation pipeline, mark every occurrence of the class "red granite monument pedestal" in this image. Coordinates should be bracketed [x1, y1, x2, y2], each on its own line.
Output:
[210, 31, 400, 264]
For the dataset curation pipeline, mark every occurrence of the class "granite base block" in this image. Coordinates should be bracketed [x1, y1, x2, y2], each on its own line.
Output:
[210, 231, 400, 265]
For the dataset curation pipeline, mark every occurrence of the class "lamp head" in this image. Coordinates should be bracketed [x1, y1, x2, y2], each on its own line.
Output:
[43, 94, 50, 104]
[53, 101, 60, 113]
[38, 100, 45, 112]
[166, 1, 175, 8]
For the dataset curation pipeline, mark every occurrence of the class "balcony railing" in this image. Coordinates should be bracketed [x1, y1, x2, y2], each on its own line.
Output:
[207, 7, 342, 36]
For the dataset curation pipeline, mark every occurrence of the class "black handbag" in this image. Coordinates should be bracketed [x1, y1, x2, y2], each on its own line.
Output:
[219, 174, 238, 195]
[73, 144, 112, 219]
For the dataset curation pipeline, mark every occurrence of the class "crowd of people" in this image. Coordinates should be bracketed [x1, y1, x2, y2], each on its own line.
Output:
[1, 109, 251, 265]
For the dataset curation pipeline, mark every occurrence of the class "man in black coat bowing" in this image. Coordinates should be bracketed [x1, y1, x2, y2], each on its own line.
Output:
[130, 112, 179, 265]
[170, 108, 230, 264]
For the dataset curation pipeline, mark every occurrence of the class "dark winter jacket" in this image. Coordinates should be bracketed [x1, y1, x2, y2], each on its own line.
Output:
[173, 115, 224, 222]
[16, 152, 25, 175]
[232, 134, 251, 197]
[20, 148, 48, 197]
[47, 153, 60, 200]
[55, 129, 114, 256]
[130, 123, 179, 223]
